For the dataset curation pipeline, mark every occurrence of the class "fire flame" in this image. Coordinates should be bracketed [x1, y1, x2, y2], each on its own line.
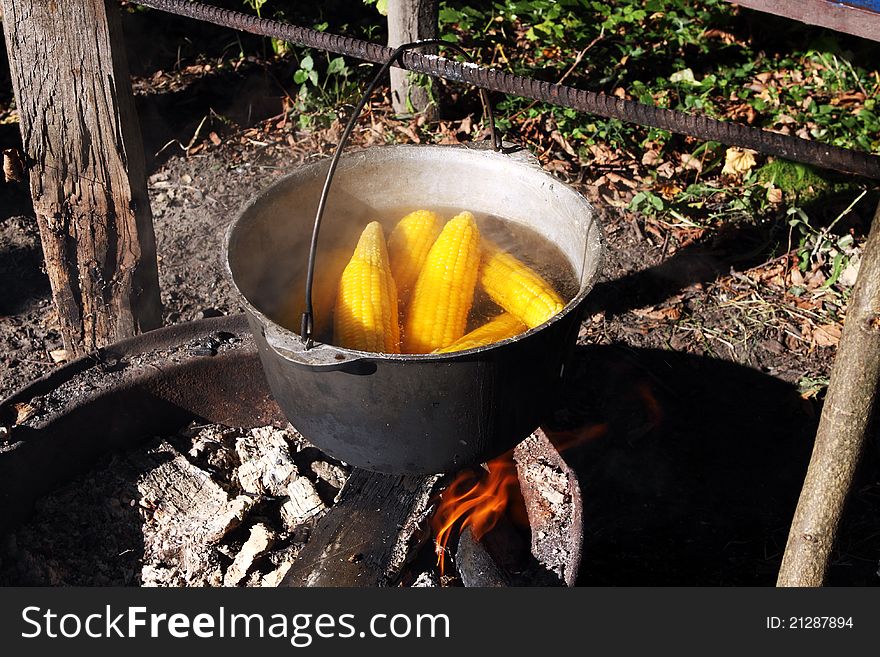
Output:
[432, 452, 522, 575]
[431, 423, 610, 576]
[431, 377, 662, 577]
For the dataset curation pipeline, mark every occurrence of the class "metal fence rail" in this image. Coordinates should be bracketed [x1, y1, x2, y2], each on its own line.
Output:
[132, 0, 880, 179]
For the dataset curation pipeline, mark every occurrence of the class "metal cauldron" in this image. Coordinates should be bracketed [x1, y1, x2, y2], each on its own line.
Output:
[226, 142, 603, 473]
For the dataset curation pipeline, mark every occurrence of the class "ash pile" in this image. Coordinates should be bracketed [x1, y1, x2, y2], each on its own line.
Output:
[0, 423, 349, 587]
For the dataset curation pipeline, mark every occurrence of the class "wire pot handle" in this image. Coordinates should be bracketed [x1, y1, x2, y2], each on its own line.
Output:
[300, 39, 502, 347]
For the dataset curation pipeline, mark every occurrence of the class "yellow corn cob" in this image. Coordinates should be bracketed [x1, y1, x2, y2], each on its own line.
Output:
[333, 221, 401, 353]
[403, 211, 481, 353]
[436, 313, 527, 353]
[387, 210, 442, 304]
[276, 247, 350, 339]
[480, 239, 564, 329]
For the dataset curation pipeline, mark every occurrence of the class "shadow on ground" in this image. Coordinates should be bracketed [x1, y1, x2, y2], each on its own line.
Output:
[547, 345, 877, 586]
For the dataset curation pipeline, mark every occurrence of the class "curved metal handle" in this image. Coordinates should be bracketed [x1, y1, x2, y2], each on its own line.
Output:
[300, 40, 502, 347]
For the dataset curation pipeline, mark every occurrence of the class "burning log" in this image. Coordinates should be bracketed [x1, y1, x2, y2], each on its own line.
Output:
[455, 528, 510, 587]
[514, 430, 583, 587]
[431, 429, 583, 586]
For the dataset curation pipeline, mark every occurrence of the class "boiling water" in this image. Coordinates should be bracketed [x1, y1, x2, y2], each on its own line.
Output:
[270, 206, 583, 351]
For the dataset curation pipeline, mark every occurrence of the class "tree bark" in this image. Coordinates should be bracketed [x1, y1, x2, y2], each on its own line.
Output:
[777, 200, 880, 586]
[387, 0, 438, 118]
[1, 0, 161, 356]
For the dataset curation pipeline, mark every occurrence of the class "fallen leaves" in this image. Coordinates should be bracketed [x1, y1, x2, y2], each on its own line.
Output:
[13, 402, 37, 425]
[811, 324, 842, 347]
[722, 147, 757, 177]
[633, 305, 682, 321]
[49, 348, 68, 364]
[680, 152, 702, 172]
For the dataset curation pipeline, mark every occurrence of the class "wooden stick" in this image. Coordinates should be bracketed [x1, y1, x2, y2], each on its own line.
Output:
[777, 200, 880, 586]
[387, 0, 438, 118]
[1, 0, 161, 355]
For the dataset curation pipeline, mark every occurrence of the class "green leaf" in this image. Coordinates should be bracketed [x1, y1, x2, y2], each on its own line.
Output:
[293, 69, 308, 84]
[669, 68, 697, 85]
[821, 253, 846, 289]
[308, 70, 319, 86]
[301, 55, 314, 71]
[327, 57, 346, 75]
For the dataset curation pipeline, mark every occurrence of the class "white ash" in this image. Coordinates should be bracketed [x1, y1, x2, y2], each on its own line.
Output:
[138, 444, 255, 587]
[261, 558, 295, 587]
[223, 523, 275, 587]
[235, 426, 298, 496]
[411, 571, 439, 587]
[281, 477, 326, 528]
[1, 420, 350, 587]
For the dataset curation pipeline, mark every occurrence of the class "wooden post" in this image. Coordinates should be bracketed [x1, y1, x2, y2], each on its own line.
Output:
[387, 0, 438, 118]
[1, 0, 161, 356]
[777, 200, 880, 586]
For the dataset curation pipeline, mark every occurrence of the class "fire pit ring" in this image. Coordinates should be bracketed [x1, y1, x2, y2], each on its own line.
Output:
[0, 315, 583, 586]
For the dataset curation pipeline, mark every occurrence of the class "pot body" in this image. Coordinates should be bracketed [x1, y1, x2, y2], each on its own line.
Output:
[227, 144, 603, 473]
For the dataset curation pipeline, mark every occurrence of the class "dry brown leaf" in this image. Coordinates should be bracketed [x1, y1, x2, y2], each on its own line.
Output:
[656, 161, 675, 178]
[632, 306, 681, 321]
[659, 183, 682, 199]
[680, 153, 702, 172]
[766, 186, 783, 204]
[606, 171, 637, 188]
[804, 270, 827, 290]
[49, 348, 68, 364]
[642, 150, 662, 167]
[722, 147, 757, 176]
[209, 131, 222, 146]
[812, 324, 841, 347]
[14, 402, 37, 425]
[702, 28, 736, 44]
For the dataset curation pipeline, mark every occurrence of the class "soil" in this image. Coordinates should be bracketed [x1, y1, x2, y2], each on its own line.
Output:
[1, 5, 878, 585]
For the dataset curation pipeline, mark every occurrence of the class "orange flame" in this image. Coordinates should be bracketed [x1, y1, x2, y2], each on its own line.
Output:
[544, 422, 609, 452]
[431, 423, 612, 576]
[431, 380, 664, 576]
[432, 452, 521, 575]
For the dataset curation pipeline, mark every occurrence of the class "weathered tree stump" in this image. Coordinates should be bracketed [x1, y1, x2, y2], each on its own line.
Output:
[1, 0, 161, 355]
[387, 0, 438, 118]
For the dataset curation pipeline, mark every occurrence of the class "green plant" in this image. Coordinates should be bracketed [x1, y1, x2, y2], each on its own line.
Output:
[629, 190, 665, 216]
[786, 190, 866, 293]
[242, 0, 269, 17]
[292, 51, 358, 129]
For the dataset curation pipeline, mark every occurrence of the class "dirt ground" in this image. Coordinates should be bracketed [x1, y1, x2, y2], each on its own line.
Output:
[1, 7, 878, 585]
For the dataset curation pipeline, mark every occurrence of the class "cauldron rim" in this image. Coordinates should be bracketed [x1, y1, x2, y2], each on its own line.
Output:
[224, 142, 606, 361]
